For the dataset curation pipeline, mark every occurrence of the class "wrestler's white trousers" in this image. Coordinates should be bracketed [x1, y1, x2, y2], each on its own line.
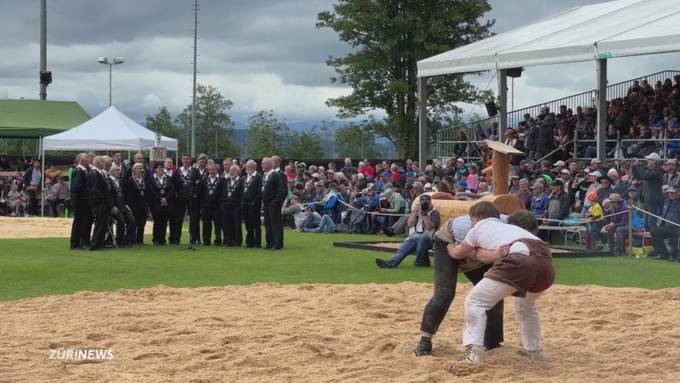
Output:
[463, 278, 544, 351]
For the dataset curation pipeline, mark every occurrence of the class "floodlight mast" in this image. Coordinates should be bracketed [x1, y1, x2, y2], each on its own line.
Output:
[190, 0, 199, 158]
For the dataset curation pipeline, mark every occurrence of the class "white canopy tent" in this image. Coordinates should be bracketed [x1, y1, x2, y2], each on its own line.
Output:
[43, 106, 177, 151]
[40, 106, 178, 216]
[416, 0, 680, 167]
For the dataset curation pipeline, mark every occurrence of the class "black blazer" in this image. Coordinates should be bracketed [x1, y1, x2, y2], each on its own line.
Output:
[70, 166, 89, 206]
[146, 175, 175, 213]
[124, 176, 148, 211]
[262, 170, 287, 205]
[109, 176, 127, 209]
[88, 169, 113, 210]
[220, 176, 243, 208]
[174, 167, 194, 201]
[198, 176, 223, 209]
[242, 173, 262, 206]
[191, 168, 209, 200]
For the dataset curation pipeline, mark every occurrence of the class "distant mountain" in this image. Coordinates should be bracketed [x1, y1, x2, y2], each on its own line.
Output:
[233, 119, 356, 132]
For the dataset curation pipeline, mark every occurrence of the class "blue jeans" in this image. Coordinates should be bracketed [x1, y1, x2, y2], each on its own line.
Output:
[389, 232, 433, 266]
[303, 215, 336, 233]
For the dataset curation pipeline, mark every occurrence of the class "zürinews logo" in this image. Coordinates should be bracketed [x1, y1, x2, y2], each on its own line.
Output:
[49, 348, 114, 361]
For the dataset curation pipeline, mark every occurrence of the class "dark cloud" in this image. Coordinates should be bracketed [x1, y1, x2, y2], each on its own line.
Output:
[1, 0, 679, 123]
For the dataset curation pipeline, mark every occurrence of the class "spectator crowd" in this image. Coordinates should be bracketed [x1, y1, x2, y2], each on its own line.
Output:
[2, 75, 680, 262]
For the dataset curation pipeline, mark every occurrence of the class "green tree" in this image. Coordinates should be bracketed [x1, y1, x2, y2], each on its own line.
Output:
[245, 110, 290, 158]
[176, 84, 237, 157]
[317, 0, 494, 158]
[334, 123, 376, 159]
[145, 106, 183, 149]
[286, 130, 326, 159]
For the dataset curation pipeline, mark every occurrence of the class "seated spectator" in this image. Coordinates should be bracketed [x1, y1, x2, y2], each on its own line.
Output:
[282, 195, 304, 229]
[530, 182, 549, 218]
[596, 174, 613, 203]
[45, 176, 68, 217]
[516, 178, 532, 208]
[298, 204, 322, 231]
[301, 210, 337, 234]
[648, 186, 680, 261]
[544, 179, 570, 226]
[604, 193, 628, 256]
[7, 184, 28, 216]
[375, 195, 441, 268]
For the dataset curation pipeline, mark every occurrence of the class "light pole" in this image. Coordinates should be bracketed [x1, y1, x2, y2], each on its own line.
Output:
[97, 57, 125, 106]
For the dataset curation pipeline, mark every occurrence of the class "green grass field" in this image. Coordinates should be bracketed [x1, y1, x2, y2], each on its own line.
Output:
[1, 230, 679, 301]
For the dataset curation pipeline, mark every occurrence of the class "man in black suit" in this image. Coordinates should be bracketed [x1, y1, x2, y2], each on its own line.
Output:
[262, 157, 287, 250]
[88, 156, 114, 250]
[242, 160, 262, 248]
[199, 161, 223, 246]
[109, 164, 136, 247]
[220, 164, 244, 246]
[171, 154, 194, 246]
[69, 153, 92, 249]
[189, 154, 209, 246]
[147, 162, 175, 246]
[123, 162, 149, 246]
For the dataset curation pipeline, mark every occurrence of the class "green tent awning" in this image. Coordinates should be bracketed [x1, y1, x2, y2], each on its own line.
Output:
[0, 99, 91, 138]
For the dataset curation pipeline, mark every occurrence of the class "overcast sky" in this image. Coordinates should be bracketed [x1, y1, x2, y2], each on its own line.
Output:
[1, 0, 680, 125]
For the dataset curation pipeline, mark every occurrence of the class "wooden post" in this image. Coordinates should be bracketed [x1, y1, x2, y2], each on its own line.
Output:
[627, 208, 633, 257]
[483, 140, 523, 196]
[492, 151, 510, 195]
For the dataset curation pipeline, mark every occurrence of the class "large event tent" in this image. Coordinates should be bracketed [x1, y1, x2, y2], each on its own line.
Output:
[40, 106, 178, 216]
[416, 0, 680, 167]
[42, 106, 177, 151]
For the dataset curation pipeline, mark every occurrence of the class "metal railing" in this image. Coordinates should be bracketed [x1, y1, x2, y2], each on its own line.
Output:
[436, 137, 680, 165]
[436, 70, 680, 159]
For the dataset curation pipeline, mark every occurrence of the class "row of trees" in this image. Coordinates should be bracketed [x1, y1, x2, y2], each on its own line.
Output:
[145, 84, 382, 159]
[147, 1, 496, 160]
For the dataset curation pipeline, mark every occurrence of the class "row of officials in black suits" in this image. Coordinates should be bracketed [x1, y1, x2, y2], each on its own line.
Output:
[69, 152, 288, 251]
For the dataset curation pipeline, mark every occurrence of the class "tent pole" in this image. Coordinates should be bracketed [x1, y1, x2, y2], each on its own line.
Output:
[417, 76, 429, 171]
[40, 138, 45, 217]
[497, 69, 508, 141]
[596, 59, 607, 161]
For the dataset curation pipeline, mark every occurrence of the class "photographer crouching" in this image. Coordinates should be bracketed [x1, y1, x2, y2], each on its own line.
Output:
[375, 194, 440, 268]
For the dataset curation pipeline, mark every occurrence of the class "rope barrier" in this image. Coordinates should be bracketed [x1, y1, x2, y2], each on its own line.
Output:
[337, 199, 412, 217]
[538, 209, 629, 225]
[297, 197, 412, 217]
[631, 205, 680, 229]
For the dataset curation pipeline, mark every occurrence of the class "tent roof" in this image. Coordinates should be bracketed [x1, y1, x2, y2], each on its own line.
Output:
[418, 0, 680, 77]
[43, 106, 178, 151]
[0, 99, 91, 138]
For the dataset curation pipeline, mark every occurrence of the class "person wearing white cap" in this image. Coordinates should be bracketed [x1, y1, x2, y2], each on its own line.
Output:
[552, 160, 566, 172]
[607, 168, 627, 196]
[632, 154, 664, 228]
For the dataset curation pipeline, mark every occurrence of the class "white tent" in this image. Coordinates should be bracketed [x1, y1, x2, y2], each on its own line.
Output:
[415, 0, 680, 168]
[43, 106, 178, 151]
[40, 106, 178, 216]
[417, 0, 680, 77]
